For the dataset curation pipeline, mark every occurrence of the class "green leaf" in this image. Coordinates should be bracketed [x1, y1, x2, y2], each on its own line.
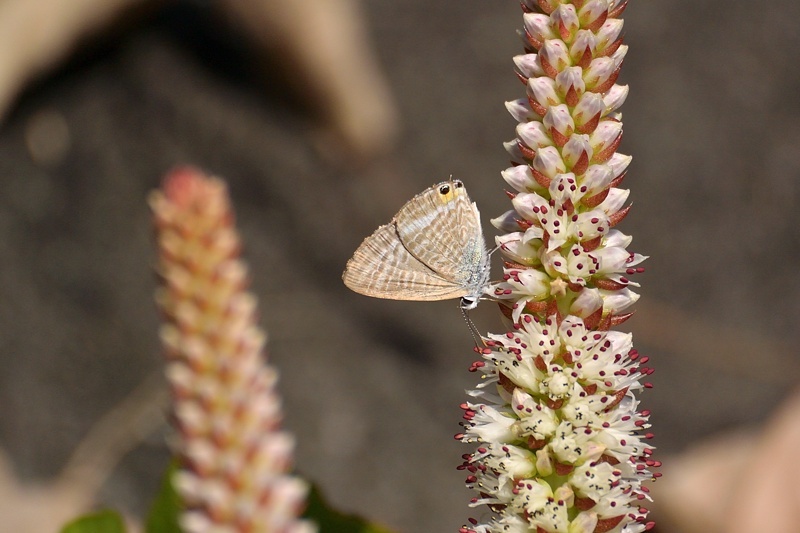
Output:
[304, 484, 396, 533]
[60, 510, 126, 533]
[145, 460, 182, 533]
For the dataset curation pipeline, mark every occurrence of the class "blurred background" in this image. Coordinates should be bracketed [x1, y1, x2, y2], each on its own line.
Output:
[0, 0, 799, 531]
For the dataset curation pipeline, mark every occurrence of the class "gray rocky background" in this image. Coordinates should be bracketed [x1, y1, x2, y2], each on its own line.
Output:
[1, 1, 799, 531]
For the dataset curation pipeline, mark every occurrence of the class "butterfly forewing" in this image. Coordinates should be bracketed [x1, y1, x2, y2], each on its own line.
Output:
[395, 182, 486, 288]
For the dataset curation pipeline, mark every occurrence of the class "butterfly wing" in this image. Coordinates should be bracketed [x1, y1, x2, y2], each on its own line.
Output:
[342, 222, 468, 301]
[395, 181, 488, 291]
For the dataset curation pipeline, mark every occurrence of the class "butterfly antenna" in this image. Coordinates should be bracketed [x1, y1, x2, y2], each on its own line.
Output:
[488, 235, 521, 256]
[480, 236, 522, 306]
[461, 306, 486, 348]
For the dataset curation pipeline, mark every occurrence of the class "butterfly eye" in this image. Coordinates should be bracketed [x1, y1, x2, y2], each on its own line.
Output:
[454, 180, 463, 188]
[438, 184, 450, 195]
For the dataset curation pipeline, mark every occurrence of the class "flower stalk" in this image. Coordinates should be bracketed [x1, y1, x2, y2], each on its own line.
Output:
[151, 167, 314, 533]
[458, 1, 658, 532]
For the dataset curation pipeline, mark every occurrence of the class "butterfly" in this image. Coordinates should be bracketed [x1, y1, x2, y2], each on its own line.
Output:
[342, 179, 490, 310]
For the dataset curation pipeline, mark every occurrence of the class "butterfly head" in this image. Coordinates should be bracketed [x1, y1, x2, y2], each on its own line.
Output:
[459, 295, 479, 310]
[435, 180, 466, 205]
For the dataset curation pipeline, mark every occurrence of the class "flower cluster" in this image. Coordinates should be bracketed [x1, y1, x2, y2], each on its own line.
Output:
[152, 167, 314, 533]
[458, 1, 658, 532]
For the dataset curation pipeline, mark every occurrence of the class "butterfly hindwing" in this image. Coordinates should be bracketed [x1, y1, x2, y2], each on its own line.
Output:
[342, 222, 467, 301]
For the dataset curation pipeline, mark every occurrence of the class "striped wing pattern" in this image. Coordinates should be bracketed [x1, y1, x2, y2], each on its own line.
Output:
[342, 220, 467, 301]
[342, 180, 488, 302]
[395, 182, 485, 290]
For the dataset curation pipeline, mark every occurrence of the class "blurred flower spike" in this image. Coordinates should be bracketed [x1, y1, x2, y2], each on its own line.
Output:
[151, 167, 315, 533]
[458, 1, 659, 532]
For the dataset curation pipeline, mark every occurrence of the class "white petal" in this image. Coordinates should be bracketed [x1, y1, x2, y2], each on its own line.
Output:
[573, 29, 598, 52]
[604, 84, 629, 113]
[610, 44, 629, 69]
[605, 228, 632, 248]
[492, 209, 520, 232]
[555, 66, 586, 95]
[512, 191, 547, 221]
[597, 19, 624, 50]
[505, 97, 537, 122]
[549, 173, 580, 204]
[523, 13, 556, 42]
[502, 164, 538, 192]
[517, 121, 554, 149]
[532, 145, 567, 178]
[583, 163, 614, 195]
[574, 92, 606, 130]
[513, 53, 544, 79]
[515, 268, 551, 296]
[603, 287, 640, 314]
[504, 139, 525, 164]
[552, 5, 579, 34]
[528, 76, 560, 108]
[543, 104, 575, 137]
[562, 134, 593, 168]
[593, 245, 631, 274]
[539, 39, 571, 71]
[608, 152, 632, 179]
[569, 512, 599, 533]
[590, 118, 622, 153]
[542, 248, 569, 277]
[599, 187, 630, 215]
[574, 209, 610, 241]
[579, 0, 611, 25]
[496, 232, 540, 265]
[571, 288, 603, 316]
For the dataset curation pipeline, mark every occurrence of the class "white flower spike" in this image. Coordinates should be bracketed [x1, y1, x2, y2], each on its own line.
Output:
[458, 2, 659, 532]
